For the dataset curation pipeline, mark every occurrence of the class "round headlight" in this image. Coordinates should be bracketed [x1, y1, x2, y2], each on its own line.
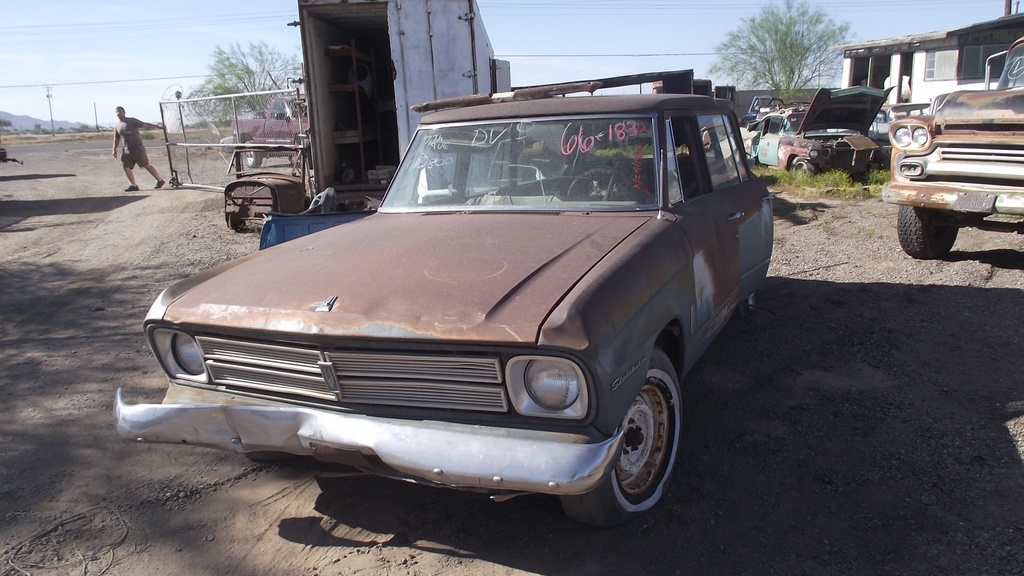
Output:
[807, 150, 819, 159]
[911, 127, 929, 146]
[525, 359, 581, 410]
[893, 126, 912, 147]
[172, 333, 205, 375]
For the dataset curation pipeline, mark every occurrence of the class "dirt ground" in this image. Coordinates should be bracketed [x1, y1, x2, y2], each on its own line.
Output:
[1, 140, 1022, 576]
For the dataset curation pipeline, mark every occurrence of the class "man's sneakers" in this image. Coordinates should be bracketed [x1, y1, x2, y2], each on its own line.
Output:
[124, 180, 164, 192]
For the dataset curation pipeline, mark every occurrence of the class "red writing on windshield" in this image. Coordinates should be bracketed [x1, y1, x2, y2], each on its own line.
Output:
[632, 145, 650, 196]
[560, 121, 649, 155]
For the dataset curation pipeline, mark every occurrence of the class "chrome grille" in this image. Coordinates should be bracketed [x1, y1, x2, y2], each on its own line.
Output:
[939, 144, 1024, 165]
[195, 336, 507, 411]
[326, 352, 502, 383]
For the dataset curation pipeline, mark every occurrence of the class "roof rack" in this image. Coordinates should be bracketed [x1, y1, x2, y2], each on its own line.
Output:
[411, 81, 604, 113]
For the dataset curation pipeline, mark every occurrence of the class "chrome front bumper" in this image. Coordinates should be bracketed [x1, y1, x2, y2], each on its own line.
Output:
[882, 181, 1024, 215]
[114, 388, 622, 496]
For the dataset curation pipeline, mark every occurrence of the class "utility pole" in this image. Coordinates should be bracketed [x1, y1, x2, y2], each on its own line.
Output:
[46, 87, 54, 136]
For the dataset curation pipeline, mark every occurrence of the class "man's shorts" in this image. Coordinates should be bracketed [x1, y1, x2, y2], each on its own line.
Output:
[121, 147, 150, 169]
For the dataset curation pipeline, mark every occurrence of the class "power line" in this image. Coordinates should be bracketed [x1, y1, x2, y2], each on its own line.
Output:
[0, 75, 210, 90]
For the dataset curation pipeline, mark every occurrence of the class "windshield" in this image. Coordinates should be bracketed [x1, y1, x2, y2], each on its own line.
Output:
[782, 113, 803, 135]
[998, 44, 1024, 89]
[380, 116, 659, 212]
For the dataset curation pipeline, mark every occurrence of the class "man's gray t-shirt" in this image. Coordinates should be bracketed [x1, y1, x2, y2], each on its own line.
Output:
[115, 117, 146, 153]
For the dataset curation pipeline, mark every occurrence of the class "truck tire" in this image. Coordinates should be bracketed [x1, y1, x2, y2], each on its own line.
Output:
[896, 205, 958, 259]
[560, 347, 681, 527]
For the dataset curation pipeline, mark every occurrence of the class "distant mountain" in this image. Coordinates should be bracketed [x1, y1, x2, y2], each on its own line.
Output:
[0, 111, 89, 132]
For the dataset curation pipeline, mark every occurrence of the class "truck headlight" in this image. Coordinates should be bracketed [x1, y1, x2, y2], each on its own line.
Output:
[911, 127, 929, 146]
[506, 356, 588, 419]
[892, 123, 930, 150]
[150, 328, 208, 381]
[893, 126, 912, 147]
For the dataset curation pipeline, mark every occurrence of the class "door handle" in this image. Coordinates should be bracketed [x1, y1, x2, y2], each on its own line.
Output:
[727, 211, 743, 221]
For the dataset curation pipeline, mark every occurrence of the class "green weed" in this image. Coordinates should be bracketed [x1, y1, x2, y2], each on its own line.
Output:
[752, 166, 887, 200]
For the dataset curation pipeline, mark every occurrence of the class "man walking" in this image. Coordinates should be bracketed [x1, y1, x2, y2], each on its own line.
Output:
[112, 106, 165, 191]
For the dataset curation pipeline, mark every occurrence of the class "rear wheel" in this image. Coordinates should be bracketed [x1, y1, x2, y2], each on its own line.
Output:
[896, 205, 958, 259]
[560, 347, 681, 527]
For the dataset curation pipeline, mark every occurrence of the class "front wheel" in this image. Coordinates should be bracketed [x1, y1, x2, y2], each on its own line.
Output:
[896, 205, 958, 259]
[560, 347, 681, 527]
[790, 158, 816, 175]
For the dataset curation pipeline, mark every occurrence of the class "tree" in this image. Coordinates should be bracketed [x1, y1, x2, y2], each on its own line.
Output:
[189, 41, 301, 119]
[710, 0, 850, 97]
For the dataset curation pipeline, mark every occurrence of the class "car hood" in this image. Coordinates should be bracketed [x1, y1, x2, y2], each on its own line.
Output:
[934, 89, 1024, 124]
[796, 87, 891, 135]
[156, 212, 650, 344]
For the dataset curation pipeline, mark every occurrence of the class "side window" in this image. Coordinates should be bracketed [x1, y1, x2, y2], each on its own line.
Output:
[270, 100, 288, 120]
[720, 115, 748, 183]
[667, 115, 700, 202]
[697, 114, 742, 190]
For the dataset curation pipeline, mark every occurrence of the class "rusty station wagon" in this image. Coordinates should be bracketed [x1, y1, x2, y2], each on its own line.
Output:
[115, 88, 774, 526]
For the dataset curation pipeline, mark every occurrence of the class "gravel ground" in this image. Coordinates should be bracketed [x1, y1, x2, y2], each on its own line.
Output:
[0, 139, 1022, 576]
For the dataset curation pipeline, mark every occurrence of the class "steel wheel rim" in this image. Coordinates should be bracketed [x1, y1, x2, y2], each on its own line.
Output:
[616, 380, 670, 496]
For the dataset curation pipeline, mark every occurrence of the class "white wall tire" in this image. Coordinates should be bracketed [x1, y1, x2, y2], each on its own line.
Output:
[560, 346, 681, 527]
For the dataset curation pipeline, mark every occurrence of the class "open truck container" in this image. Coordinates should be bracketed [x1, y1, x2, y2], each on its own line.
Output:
[298, 0, 510, 210]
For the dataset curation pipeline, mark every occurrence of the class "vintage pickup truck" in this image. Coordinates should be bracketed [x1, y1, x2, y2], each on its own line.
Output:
[115, 83, 774, 527]
[228, 96, 310, 169]
[883, 36, 1024, 259]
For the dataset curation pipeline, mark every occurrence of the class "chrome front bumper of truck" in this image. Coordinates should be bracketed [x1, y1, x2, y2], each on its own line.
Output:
[882, 181, 1024, 215]
[114, 388, 622, 496]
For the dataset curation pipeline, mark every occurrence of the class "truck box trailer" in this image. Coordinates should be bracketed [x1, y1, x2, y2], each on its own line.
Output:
[298, 0, 510, 208]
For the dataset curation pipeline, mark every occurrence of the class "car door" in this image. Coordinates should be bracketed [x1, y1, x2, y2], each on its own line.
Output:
[715, 114, 774, 298]
[665, 114, 740, 353]
[756, 115, 783, 167]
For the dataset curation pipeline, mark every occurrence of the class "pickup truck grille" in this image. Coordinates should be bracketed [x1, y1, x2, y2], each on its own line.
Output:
[197, 336, 508, 412]
[938, 143, 1024, 165]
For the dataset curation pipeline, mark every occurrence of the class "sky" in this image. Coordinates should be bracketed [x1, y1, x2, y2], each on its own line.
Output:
[0, 0, 1005, 126]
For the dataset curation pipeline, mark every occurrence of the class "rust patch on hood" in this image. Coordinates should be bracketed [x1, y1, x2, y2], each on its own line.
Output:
[160, 212, 650, 343]
[937, 90, 1024, 125]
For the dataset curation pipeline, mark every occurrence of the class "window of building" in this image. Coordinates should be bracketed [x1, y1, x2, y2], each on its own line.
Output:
[925, 49, 958, 80]
[960, 44, 1008, 80]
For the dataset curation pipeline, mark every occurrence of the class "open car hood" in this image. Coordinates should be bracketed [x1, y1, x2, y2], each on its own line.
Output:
[156, 212, 649, 344]
[796, 87, 891, 135]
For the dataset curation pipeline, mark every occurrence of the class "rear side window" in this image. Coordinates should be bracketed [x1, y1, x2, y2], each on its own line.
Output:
[697, 114, 744, 190]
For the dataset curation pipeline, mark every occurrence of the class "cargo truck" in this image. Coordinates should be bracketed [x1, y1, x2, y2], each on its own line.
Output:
[297, 0, 511, 210]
